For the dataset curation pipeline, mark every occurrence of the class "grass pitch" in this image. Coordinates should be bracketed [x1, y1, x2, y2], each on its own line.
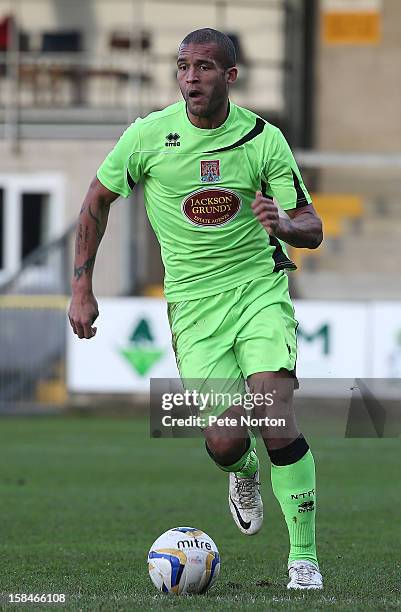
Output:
[0, 417, 400, 611]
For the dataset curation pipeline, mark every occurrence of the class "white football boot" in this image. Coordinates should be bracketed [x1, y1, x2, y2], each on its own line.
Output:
[287, 560, 323, 590]
[228, 454, 263, 535]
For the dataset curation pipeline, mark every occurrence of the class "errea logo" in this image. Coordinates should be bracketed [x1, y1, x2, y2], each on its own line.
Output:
[165, 133, 181, 147]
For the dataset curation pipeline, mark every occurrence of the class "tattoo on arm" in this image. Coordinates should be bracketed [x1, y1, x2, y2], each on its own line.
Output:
[74, 255, 96, 280]
[74, 194, 110, 281]
[89, 201, 107, 244]
[77, 223, 83, 255]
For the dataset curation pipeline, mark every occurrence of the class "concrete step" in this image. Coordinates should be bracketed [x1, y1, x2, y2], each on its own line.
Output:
[295, 271, 401, 300]
[359, 219, 401, 236]
[311, 234, 400, 273]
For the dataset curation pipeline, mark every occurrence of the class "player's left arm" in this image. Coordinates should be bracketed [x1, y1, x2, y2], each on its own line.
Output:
[252, 193, 323, 249]
[257, 126, 323, 249]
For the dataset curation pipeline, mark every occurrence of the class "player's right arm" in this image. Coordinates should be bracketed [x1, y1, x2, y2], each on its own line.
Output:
[68, 178, 119, 339]
[68, 120, 142, 339]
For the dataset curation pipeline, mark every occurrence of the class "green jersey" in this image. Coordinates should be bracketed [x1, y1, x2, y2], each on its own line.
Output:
[97, 100, 311, 302]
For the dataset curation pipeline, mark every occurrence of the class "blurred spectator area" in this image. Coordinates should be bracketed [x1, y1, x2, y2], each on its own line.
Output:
[286, 160, 401, 300]
[0, 0, 291, 126]
[0, 13, 152, 107]
[290, 193, 364, 271]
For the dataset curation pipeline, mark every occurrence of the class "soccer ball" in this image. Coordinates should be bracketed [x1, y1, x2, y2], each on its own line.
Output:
[147, 527, 220, 595]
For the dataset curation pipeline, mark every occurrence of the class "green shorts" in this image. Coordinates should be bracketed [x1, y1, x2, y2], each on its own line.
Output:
[167, 272, 298, 417]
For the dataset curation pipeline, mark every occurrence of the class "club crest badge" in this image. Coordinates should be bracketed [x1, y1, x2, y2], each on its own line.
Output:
[200, 160, 221, 183]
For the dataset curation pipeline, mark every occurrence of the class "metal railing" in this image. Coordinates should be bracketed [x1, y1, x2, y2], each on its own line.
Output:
[0, 223, 75, 413]
[0, 222, 75, 295]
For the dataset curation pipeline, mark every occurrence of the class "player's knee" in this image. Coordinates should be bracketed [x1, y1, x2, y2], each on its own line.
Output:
[205, 432, 246, 466]
[248, 371, 294, 409]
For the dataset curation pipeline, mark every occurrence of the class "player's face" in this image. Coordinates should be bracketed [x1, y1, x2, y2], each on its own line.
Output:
[177, 43, 236, 118]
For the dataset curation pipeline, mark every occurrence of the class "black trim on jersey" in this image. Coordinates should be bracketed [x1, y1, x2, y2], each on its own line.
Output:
[261, 181, 297, 272]
[292, 169, 309, 208]
[127, 169, 135, 190]
[269, 235, 297, 272]
[203, 117, 266, 154]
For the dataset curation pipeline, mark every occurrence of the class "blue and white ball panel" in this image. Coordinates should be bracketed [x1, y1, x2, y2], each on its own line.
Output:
[201, 551, 221, 593]
[148, 549, 186, 592]
[148, 557, 172, 593]
[172, 527, 205, 537]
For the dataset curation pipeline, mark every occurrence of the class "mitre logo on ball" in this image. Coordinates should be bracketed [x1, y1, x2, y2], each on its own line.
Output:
[182, 187, 242, 227]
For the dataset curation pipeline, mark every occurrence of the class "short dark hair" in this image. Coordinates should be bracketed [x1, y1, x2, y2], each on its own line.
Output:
[180, 28, 236, 70]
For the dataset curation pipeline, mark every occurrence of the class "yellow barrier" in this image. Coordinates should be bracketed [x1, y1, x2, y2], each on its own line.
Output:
[142, 285, 165, 298]
[0, 295, 69, 309]
[312, 194, 363, 218]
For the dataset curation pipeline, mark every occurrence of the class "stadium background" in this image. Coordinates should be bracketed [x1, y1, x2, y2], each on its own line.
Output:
[0, 0, 400, 609]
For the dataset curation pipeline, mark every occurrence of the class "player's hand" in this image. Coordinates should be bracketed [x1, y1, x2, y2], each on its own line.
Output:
[251, 191, 280, 235]
[68, 291, 99, 339]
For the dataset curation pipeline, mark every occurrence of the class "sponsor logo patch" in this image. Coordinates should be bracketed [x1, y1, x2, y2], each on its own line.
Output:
[298, 500, 315, 513]
[182, 187, 241, 227]
[200, 159, 220, 183]
[165, 133, 180, 147]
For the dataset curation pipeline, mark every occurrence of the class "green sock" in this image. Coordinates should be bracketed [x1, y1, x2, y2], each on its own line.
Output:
[236, 449, 259, 478]
[211, 432, 258, 477]
[271, 449, 318, 566]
